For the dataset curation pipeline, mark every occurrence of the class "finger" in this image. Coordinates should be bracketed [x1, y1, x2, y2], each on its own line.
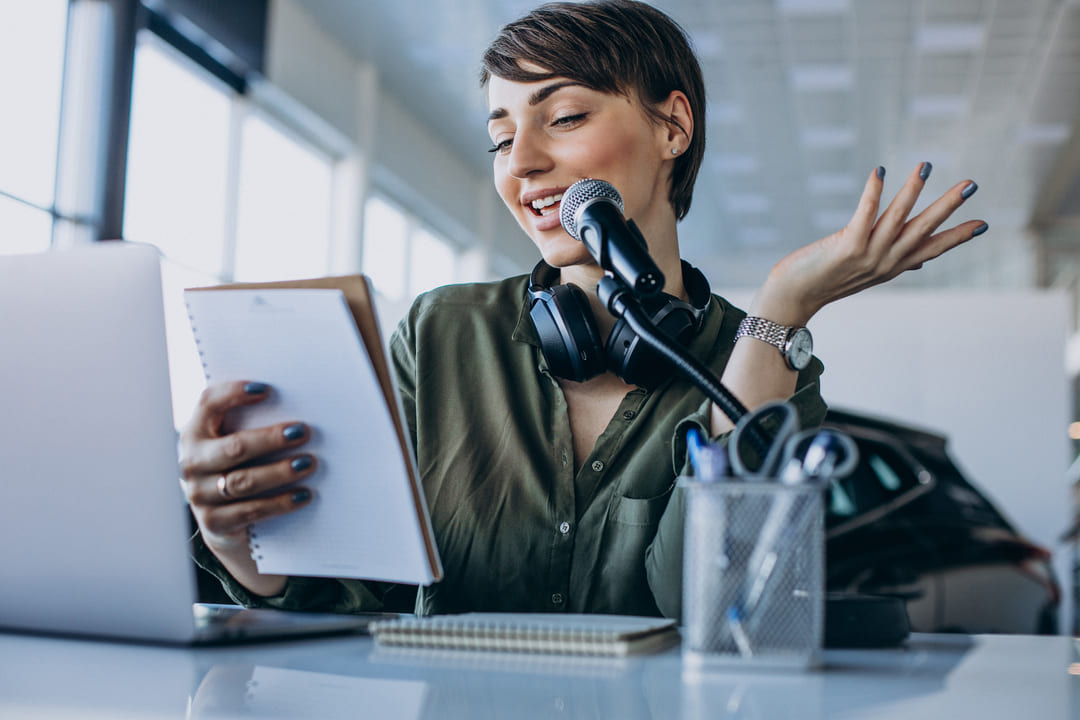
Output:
[900, 220, 988, 271]
[180, 421, 310, 478]
[870, 162, 933, 248]
[844, 166, 886, 244]
[182, 381, 273, 443]
[199, 487, 314, 538]
[889, 179, 979, 260]
[193, 453, 317, 506]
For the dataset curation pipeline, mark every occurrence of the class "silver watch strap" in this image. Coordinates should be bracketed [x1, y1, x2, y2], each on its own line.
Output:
[734, 316, 790, 350]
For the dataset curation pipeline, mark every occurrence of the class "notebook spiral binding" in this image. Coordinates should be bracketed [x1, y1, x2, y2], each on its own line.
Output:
[184, 298, 261, 564]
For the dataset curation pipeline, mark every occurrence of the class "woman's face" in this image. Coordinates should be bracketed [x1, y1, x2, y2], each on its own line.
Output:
[486, 69, 676, 269]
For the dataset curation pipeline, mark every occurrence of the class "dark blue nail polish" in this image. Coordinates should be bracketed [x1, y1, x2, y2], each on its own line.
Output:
[971, 222, 989, 238]
[291, 455, 313, 473]
[961, 181, 978, 199]
[244, 382, 268, 395]
[919, 162, 932, 181]
[283, 423, 306, 441]
[876, 166, 886, 180]
[291, 489, 311, 504]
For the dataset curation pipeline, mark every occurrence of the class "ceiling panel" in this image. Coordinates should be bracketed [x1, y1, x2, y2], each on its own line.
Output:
[294, 0, 1080, 288]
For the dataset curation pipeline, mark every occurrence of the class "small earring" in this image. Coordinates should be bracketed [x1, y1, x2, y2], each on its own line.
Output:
[671, 147, 680, 155]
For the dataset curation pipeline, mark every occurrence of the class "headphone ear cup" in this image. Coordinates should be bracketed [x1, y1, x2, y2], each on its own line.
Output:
[529, 283, 605, 382]
[605, 296, 699, 388]
[605, 317, 652, 387]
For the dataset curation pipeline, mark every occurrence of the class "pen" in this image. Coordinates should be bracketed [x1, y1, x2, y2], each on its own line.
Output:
[686, 427, 707, 477]
[799, 430, 848, 479]
[727, 445, 819, 652]
[686, 428, 729, 481]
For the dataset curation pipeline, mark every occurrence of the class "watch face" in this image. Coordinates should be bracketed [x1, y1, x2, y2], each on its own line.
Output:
[787, 328, 813, 370]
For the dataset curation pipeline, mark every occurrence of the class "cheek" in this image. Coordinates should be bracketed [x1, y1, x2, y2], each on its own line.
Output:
[493, 163, 519, 213]
[581, 124, 657, 183]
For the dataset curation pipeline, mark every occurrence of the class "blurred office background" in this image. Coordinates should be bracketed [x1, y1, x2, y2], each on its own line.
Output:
[1, 0, 1077, 629]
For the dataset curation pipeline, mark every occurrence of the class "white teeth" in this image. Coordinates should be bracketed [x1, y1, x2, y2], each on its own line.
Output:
[530, 193, 563, 210]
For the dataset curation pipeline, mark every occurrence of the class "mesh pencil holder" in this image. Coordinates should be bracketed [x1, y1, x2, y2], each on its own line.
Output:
[681, 479, 825, 671]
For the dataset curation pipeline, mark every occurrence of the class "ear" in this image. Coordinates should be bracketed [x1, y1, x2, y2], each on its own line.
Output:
[657, 90, 693, 155]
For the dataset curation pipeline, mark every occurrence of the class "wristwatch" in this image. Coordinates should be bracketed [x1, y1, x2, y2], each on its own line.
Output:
[734, 316, 814, 371]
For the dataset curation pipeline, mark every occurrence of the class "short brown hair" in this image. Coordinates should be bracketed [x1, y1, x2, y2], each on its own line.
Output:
[480, 0, 706, 220]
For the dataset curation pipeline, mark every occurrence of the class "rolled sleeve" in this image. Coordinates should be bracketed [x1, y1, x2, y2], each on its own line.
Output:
[190, 531, 386, 613]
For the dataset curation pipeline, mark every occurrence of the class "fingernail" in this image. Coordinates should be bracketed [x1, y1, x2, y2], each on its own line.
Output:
[283, 423, 306, 441]
[244, 382, 269, 395]
[961, 181, 978, 199]
[291, 455, 313, 473]
[919, 162, 932, 181]
[876, 166, 886, 180]
[971, 222, 989, 238]
[291, 489, 311, 504]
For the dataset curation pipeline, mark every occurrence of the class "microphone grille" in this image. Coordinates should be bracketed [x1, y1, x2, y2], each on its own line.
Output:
[559, 179, 623, 240]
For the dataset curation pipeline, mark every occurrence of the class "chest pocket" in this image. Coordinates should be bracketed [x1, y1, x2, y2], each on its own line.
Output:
[609, 483, 675, 526]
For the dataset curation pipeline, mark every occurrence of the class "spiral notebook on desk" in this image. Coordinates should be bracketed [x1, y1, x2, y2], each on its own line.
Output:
[370, 614, 679, 657]
[184, 276, 441, 585]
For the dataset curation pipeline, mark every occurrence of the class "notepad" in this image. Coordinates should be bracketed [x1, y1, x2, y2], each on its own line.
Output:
[369, 613, 680, 657]
[184, 276, 441, 585]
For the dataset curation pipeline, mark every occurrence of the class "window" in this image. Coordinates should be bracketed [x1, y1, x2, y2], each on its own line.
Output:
[124, 35, 336, 425]
[0, 0, 68, 253]
[124, 38, 231, 275]
[361, 192, 463, 303]
[361, 195, 409, 301]
[234, 113, 333, 282]
[410, 226, 457, 297]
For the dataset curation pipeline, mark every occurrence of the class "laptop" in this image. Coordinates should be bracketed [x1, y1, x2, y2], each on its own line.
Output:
[0, 242, 395, 644]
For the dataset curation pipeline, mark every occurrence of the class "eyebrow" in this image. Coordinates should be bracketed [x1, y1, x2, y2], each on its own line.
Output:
[487, 81, 587, 123]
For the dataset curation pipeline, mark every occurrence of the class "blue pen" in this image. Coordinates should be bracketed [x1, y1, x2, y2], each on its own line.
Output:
[686, 427, 707, 477]
[686, 428, 729, 481]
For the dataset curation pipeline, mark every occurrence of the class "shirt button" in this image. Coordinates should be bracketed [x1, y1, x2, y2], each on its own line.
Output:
[551, 592, 564, 606]
[591, 460, 605, 473]
[559, 521, 571, 534]
[622, 410, 636, 420]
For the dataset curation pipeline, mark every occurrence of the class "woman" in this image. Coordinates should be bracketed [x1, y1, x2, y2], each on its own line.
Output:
[181, 0, 985, 619]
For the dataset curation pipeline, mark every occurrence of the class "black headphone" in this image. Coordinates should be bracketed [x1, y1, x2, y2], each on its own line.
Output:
[527, 259, 712, 387]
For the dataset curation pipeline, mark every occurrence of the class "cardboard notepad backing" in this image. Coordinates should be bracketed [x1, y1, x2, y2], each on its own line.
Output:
[185, 276, 442, 585]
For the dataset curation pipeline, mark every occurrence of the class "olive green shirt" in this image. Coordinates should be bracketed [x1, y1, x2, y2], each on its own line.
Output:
[194, 273, 827, 620]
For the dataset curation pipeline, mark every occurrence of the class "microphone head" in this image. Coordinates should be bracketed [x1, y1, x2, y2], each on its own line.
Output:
[559, 179, 623, 241]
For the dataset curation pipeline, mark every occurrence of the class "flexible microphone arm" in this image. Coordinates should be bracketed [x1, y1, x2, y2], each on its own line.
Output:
[597, 275, 771, 456]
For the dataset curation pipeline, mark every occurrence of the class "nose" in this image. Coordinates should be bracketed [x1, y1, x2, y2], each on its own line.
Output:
[506, 128, 552, 179]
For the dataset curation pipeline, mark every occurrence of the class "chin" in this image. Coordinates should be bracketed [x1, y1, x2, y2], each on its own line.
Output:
[538, 243, 595, 270]
[527, 230, 589, 268]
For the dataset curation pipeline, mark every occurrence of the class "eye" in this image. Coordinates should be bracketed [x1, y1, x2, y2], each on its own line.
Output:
[488, 138, 512, 155]
[552, 113, 587, 127]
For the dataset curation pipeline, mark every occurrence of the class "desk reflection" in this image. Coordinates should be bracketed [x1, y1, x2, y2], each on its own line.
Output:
[2, 631, 1073, 720]
[189, 664, 428, 719]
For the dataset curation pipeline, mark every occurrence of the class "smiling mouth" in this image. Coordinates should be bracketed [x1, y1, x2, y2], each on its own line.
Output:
[529, 192, 563, 217]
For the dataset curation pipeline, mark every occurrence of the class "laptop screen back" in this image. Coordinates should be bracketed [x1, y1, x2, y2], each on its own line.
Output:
[0, 243, 198, 642]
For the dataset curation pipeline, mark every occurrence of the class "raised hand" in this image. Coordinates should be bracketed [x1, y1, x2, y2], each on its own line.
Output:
[755, 163, 987, 326]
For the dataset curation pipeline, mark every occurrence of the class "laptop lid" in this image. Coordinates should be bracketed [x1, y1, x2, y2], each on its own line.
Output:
[0, 243, 199, 642]
[0, 243, 383, 644]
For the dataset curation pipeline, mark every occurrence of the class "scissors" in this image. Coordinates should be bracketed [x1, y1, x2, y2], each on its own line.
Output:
[729, 400, 858, 482]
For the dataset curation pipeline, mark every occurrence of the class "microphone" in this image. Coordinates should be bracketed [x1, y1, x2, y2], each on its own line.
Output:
[559, 179, 664, 296]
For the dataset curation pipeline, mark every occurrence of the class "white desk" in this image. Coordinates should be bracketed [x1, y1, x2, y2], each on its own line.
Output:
[0, 631, 1075, 719]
